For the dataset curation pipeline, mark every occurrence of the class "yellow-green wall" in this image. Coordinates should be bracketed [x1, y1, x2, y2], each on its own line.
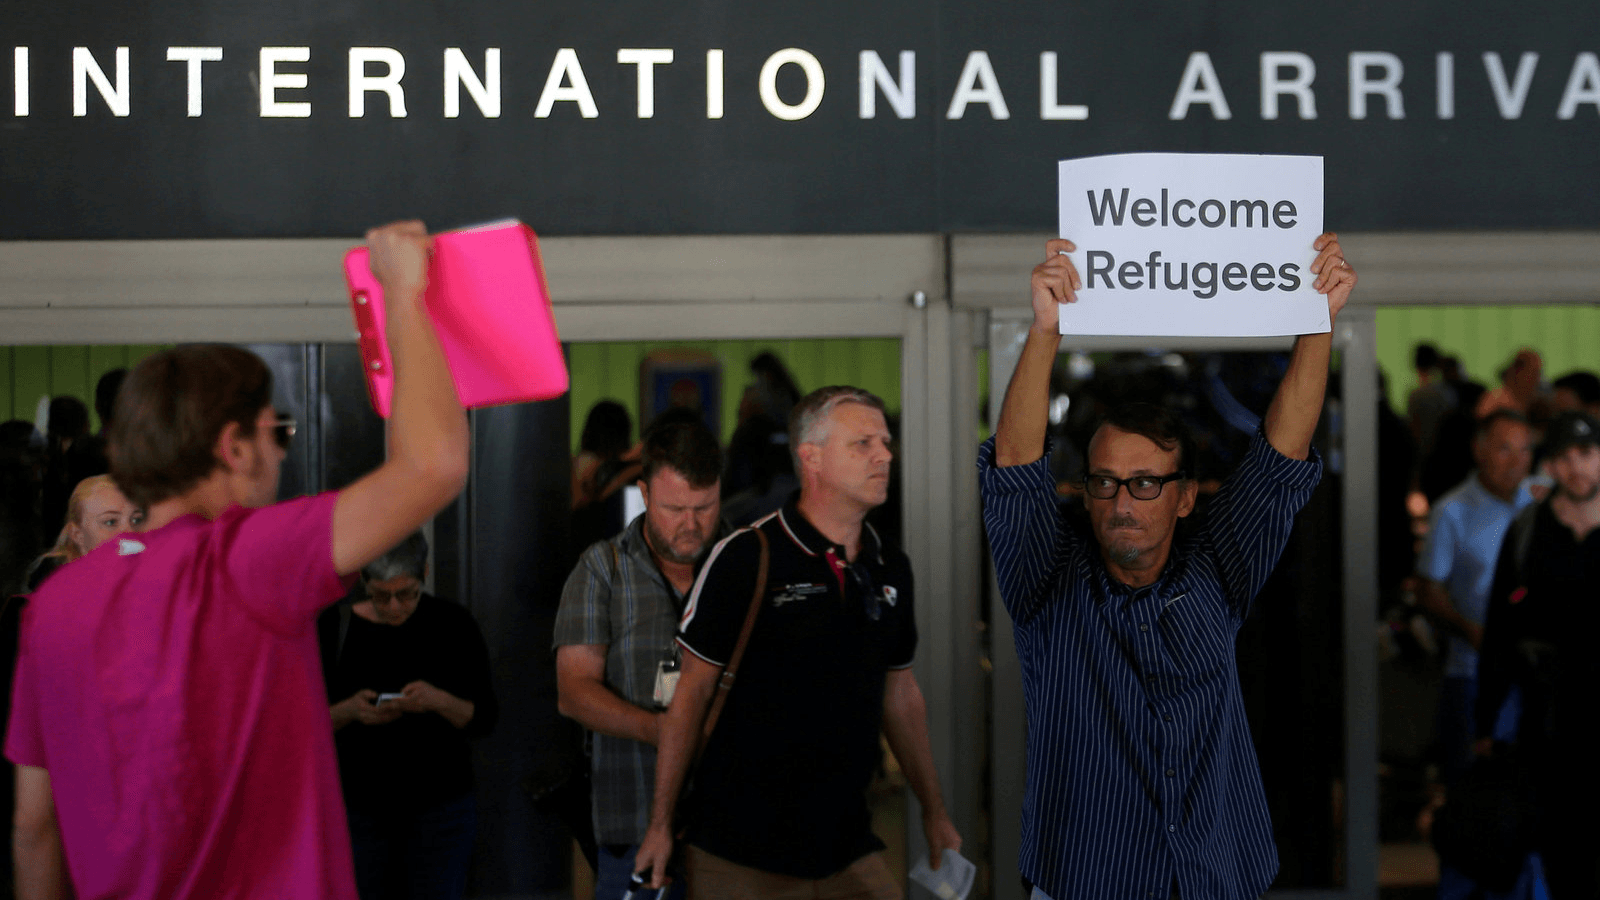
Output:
[1, 345, 170, 431]
[1376, 306, 1600, 411]
[567, 339, 902, 451]
[18, 314, 1593, 452]
[2, 341, 905, 452]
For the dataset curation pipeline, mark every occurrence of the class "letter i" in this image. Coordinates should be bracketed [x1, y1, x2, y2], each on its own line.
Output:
[13, 47, 26, 116]
[1436, 52, 1454, 119]
[707, 49, 724, 119]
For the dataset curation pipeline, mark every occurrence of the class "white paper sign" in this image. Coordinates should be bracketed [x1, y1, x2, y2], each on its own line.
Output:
[1057, 152, 1326, 338]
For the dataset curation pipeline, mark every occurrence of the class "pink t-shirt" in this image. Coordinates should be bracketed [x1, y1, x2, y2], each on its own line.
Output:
[6, 493, 358, 900]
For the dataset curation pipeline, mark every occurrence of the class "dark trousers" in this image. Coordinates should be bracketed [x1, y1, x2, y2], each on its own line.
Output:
[1537, 782, 1599, 900]
[348, 793, 478, 900]
[1437, 676, 1522, 786]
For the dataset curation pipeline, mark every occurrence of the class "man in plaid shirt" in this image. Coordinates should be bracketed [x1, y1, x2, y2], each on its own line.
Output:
[555, 417, 726, 900]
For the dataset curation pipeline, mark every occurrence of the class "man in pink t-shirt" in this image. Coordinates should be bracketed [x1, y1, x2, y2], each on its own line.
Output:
[6, 221, 468, 900]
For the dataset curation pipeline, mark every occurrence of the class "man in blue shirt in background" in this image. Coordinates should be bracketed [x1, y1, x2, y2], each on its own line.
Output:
[978, 234, 1356, 900]
[1415, 410, 1534, 787]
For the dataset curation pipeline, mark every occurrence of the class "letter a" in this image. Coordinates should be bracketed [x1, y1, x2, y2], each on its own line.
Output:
[536, 48, 599, 118]
[946, 51, 1009, 119]
[1168, 52, 1231, 120]
[1557, 52, 1600, 120]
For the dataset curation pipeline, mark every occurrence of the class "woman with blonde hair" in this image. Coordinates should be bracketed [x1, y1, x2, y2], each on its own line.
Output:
[24, 474, 138, 590]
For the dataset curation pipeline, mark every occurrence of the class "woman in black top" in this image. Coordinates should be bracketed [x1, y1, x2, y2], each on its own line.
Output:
[320, 531, 497, 900]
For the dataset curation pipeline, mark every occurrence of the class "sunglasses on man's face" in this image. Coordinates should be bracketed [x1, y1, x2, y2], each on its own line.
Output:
[272, 415, 297, 450]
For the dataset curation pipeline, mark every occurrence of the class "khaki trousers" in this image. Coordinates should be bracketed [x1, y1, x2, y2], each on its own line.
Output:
[684, 845, 901, 900]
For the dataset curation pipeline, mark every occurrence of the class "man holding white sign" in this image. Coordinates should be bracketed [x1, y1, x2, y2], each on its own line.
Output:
[978, 212, 1355, 898]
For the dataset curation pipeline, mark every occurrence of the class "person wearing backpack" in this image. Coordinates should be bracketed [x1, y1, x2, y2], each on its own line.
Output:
[1476, 411, 1600, 899]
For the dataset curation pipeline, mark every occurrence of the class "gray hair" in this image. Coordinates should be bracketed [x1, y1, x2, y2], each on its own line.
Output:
[787, 385, 888, 470]
[363, 530, 429, 583]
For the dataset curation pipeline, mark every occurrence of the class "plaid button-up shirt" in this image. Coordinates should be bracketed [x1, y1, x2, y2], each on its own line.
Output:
[554, 514, 718, 844]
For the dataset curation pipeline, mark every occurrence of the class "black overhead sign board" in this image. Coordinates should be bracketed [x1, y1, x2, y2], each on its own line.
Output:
[2, 0, 1598, 239]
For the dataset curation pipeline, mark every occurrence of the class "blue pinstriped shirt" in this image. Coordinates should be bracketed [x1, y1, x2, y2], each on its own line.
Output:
[979, 431, 1321, 900]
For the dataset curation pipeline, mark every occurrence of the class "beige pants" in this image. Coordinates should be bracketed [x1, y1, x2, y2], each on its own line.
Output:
[684, 845, 901, 900]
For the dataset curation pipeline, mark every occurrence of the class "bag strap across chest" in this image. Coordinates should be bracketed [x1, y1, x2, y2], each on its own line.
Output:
[698, 528, 769, 753]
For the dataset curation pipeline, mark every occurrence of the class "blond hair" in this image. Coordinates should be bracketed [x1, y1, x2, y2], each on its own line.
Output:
[41, 474, 123, 565]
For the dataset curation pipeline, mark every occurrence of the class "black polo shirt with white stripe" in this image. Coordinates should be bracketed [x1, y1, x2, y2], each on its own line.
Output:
[676, 497, 916, 878]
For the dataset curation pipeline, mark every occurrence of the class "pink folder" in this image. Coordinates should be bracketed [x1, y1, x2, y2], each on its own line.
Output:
[343, 220, 568, 418]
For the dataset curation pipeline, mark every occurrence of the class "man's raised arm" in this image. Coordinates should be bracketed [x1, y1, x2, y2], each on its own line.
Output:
[332, 221, 471, 576]
[994, 239, 1081, 467]
[1261, 232, 1357, 461]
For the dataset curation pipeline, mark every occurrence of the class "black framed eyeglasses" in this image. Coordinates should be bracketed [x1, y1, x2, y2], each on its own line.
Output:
[844, 562, 882, 621]
[1082, 472, 1187, 501]
[272, 415, 297, 450]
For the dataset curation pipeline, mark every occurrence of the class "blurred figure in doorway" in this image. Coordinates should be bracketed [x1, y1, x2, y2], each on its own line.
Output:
[572, 400, 643, 550]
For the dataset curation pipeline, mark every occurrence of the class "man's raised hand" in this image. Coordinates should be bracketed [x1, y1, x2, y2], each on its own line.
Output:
[1310, 232, 1357, 323]
[1030, 239, 1082, 333]
[366, 220, 433, 302]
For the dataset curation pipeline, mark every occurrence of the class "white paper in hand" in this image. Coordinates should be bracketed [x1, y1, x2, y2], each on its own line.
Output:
[908, 849, 977, 900]
[1057, 152, 1326, 338]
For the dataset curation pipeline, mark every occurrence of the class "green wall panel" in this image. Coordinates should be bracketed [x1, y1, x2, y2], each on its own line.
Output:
[859, 339, 901, 418]
[126, 346, 166, 367]
[48, 346, 92, 417]
[0, 345, 170, 432]
[10, 347, 51, 428]
[568, 339, 904, 454]
[1378, 306, 1600, 412]
[820, 340, 860, 394]
[86, 345, 130, 430]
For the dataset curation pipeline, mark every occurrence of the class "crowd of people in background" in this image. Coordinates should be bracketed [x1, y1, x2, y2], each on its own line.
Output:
[0, 222, 1590, 900]
[1383, 342, 1599, 900]
[0, 323, 896, 900]
[0, 369, 125, 598]
[0, 215, 940, 900]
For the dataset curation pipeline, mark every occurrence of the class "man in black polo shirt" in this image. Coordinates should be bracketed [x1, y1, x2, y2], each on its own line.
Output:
[636, 386, 961, 899]
[1475, 410, 1600, 900]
